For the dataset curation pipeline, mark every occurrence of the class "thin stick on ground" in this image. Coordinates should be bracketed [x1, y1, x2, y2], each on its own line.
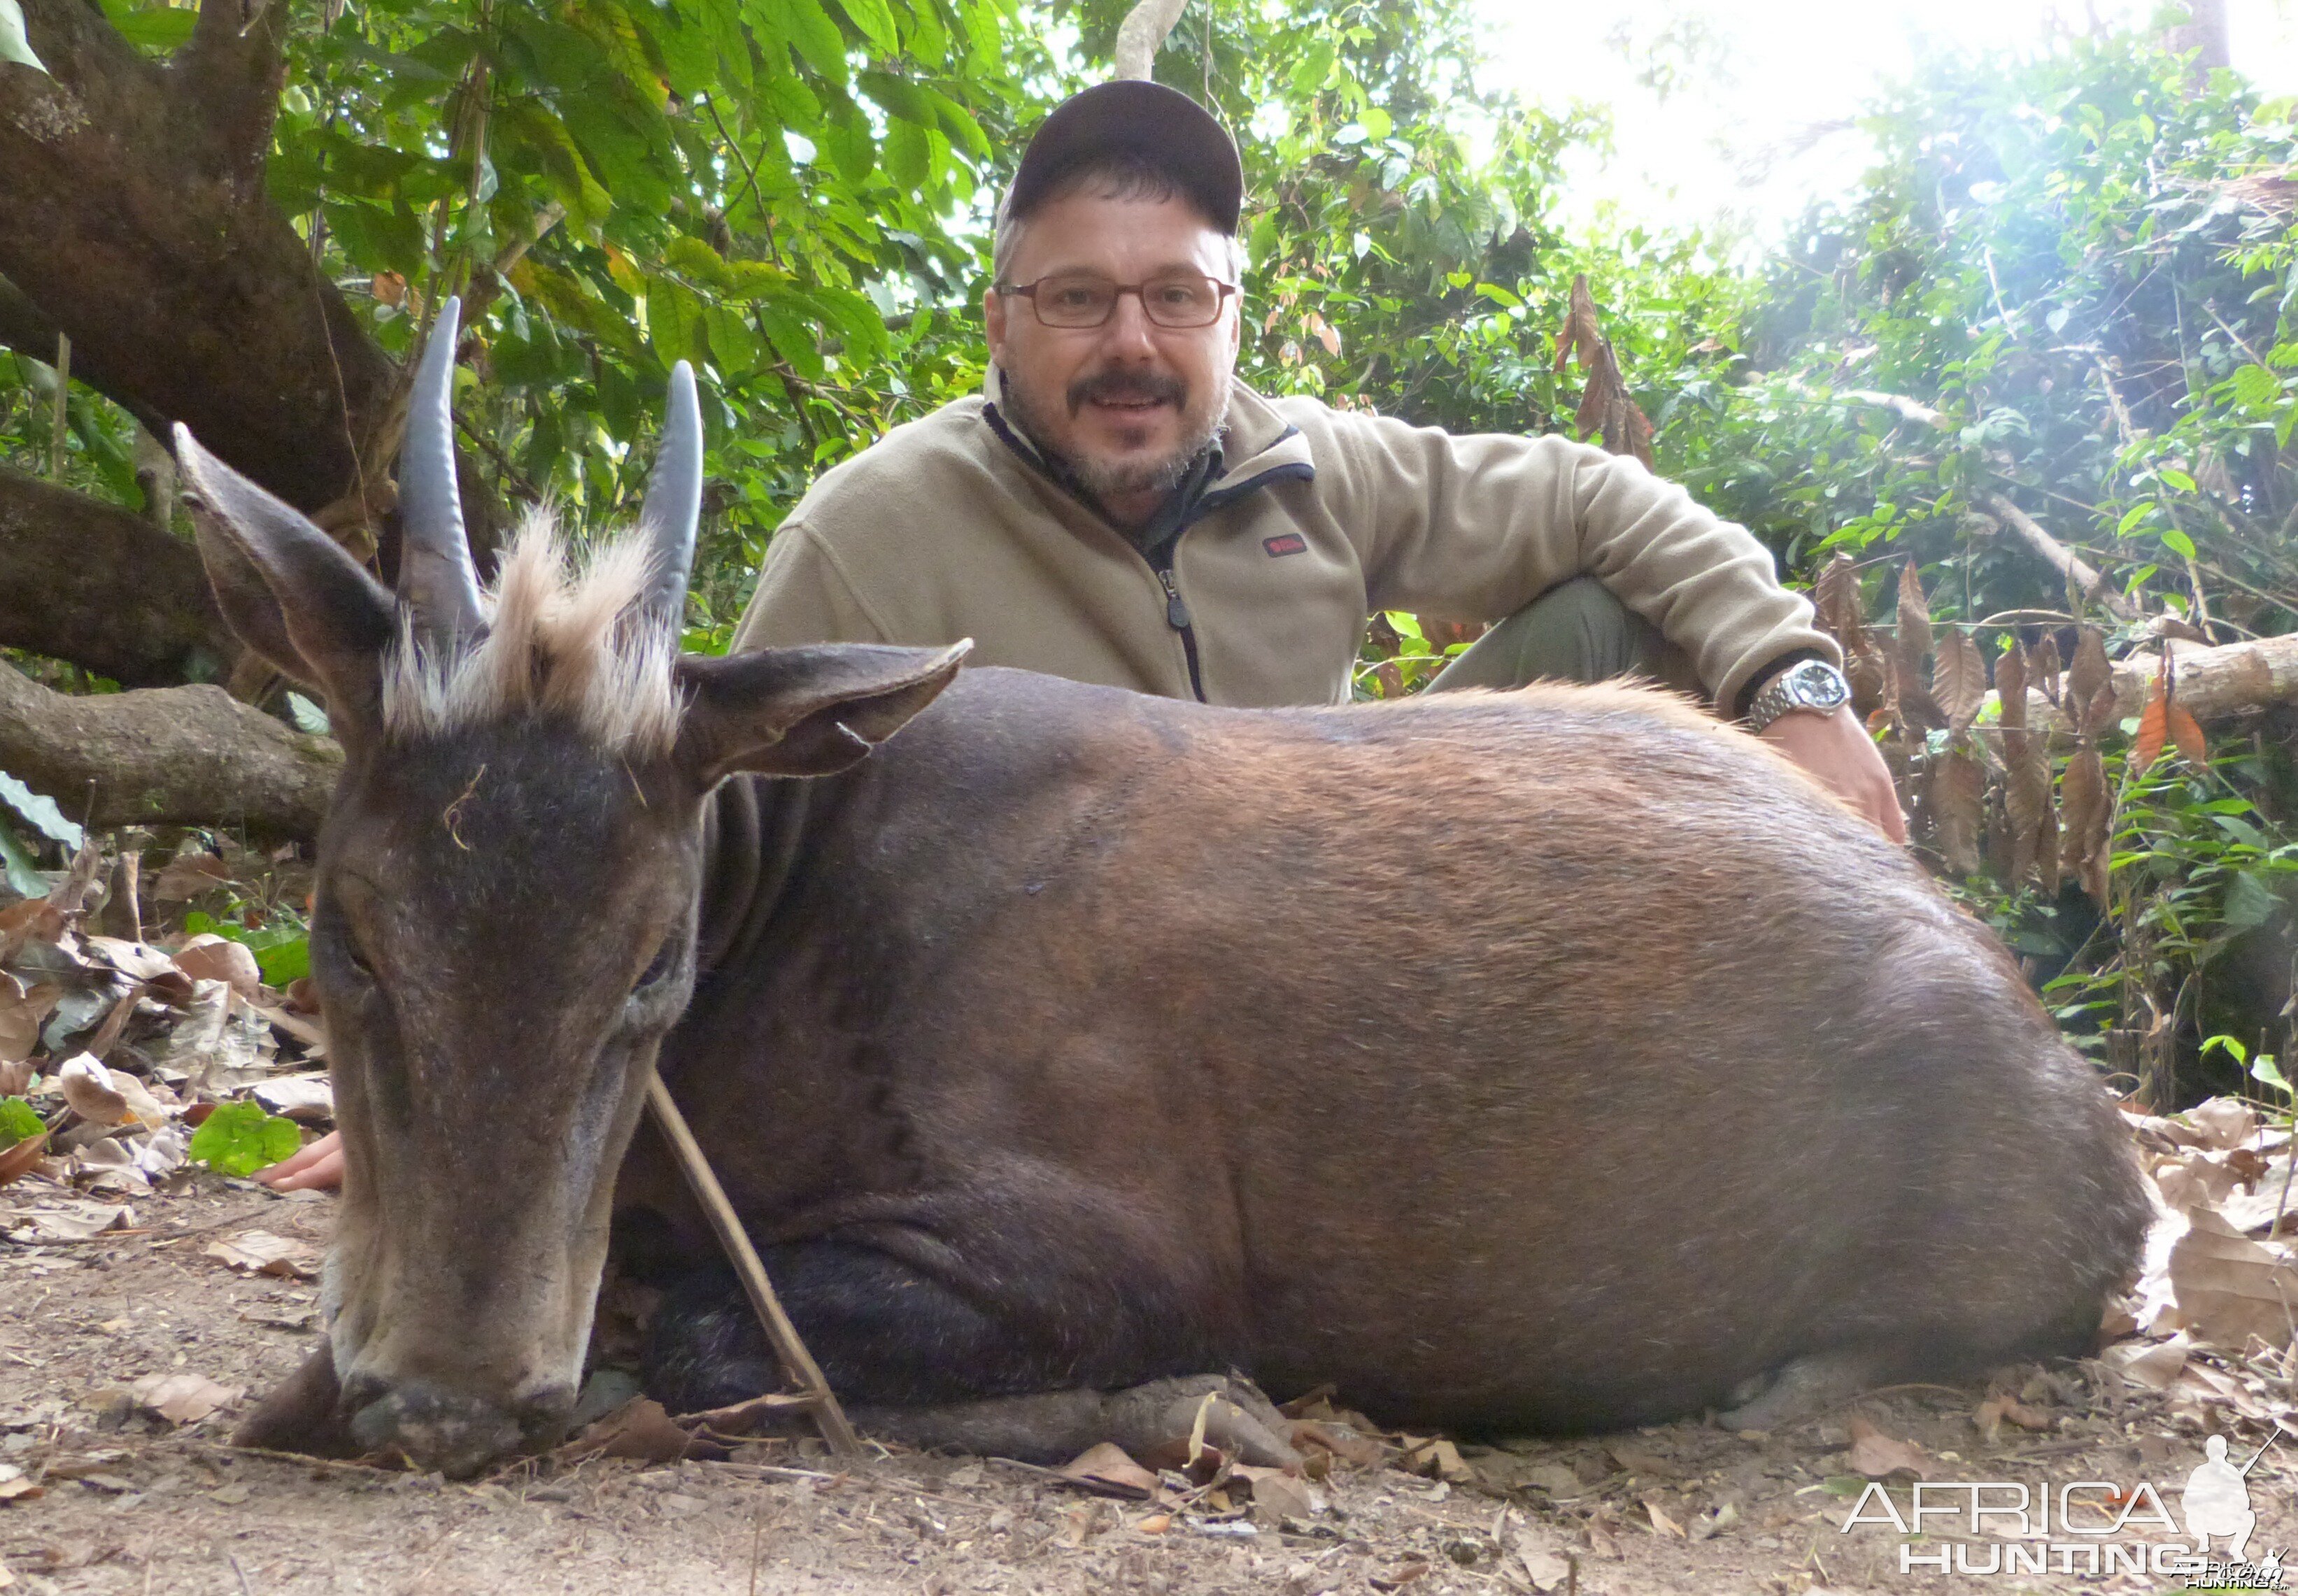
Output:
[644, 1073, 864, 1461]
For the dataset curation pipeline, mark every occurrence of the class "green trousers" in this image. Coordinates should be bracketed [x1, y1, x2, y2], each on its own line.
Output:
[1425, 576, 1701, 699]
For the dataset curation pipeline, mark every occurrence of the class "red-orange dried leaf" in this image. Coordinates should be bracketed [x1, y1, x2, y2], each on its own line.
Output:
[2169, 701, 2208, 768]
[2004, 727, 2053, 889]
[2133, 672, 2169, 770]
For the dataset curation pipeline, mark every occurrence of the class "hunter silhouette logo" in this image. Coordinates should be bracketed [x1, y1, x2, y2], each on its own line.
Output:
[1838, 1432, 2285, 1584]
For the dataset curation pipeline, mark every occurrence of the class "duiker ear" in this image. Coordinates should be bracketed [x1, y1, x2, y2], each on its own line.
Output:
[175, 426, 397, 733]
[674, 641, 972, 787]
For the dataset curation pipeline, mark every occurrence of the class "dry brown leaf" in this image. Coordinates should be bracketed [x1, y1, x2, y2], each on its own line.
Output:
[2183, 1097, 2258, 1149]
[1249, 1469, 1318, 1523]
[2059, 747, 2112, 906]
[2167, 1207, 2298, 1350]
[204, 1230, 320, 1280]
[2003, 727, 2054, 890]
[2029, 634, 2062, 704]
[0, 1130, 46, 1188]
[1553, 273, 1602, 373]
[1996, 641, 2027, 729]
[1291, 1418, 1384, 1467]
[1933, 629, 1988, 734]
[56, 1054, 165, 1129]
[251, 1076, 333, 1122]
[1931, 748, 1986, 876]
[150, 851, 231, 903]
[1642, 1495, 1686, 1537]
[1894, 562, 1933, 681]
[558, 1397, 717, 1464]
[173, 936, 262, 999]
[0, 972, 58, 1066]
[2067, 627, 2114, 736]
[2103, 1337, 2188, 1390]
[1813, 553, 1864, 646]
[129, 1372, 242, 1425]
[1057, 1442, 1161, 1499]
[1513, 1527, 1574, 1593]
[1845, 1416, 1931, 1479]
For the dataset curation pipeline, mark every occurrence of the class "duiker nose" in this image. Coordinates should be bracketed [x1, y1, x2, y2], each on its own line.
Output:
[341, 1372, 574, 1479]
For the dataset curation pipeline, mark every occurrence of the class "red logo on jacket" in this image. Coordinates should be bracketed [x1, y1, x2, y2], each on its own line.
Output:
[1263, 533, 1308, 557]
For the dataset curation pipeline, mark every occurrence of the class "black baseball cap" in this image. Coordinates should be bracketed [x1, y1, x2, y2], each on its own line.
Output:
[1004, 80, 1244, 236]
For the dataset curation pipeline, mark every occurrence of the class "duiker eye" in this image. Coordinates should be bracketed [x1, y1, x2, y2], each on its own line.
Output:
[634, 941, 676, 991]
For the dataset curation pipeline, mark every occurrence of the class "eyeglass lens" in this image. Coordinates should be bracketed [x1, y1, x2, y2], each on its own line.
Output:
[1032, 273, 1226, 329]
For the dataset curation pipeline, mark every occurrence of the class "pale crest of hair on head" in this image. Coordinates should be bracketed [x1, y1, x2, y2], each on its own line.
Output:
[381, 510, 683, 756]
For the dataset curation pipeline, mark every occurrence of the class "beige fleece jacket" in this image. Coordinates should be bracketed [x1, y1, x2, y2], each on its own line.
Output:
[732, 375, 1838, 714]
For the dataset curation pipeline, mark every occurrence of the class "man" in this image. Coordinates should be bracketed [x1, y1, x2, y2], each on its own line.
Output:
[730, 80, 1899, 832]
[255, 80, 1899, 1196]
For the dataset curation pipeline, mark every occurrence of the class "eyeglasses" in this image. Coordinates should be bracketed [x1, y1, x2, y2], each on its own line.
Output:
[995, 271, 1238, 329]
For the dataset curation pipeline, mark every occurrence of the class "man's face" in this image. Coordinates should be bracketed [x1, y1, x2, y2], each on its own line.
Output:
[985, 189, 1242, 520]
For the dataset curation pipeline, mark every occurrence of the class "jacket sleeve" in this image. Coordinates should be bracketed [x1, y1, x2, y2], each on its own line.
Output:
[1325, 409, 1839, 715]
[730, 520, 895, 653]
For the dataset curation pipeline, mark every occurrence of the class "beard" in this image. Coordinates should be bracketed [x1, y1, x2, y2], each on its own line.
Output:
[1001, 363, 1231, 506]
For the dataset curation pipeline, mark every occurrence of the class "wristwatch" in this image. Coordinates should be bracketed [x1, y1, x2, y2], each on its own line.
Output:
[1745, 658, 1851, 732]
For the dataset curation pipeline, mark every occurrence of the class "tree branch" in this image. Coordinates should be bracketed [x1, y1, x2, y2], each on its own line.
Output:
[0, 0, 393, 512]
[1114, 0, 1189, 78]
[0, 468, 239, 685]
[1980, 492, 2141, 624]
[0, 657, 338, 839]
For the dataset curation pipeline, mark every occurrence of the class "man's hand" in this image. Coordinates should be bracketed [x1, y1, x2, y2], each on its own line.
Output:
[256, 1130, 343, 1192]
[1759, 706, 1908, 843]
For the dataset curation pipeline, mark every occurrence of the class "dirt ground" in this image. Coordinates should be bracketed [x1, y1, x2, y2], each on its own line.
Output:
[1, 1178, 2291, 1596]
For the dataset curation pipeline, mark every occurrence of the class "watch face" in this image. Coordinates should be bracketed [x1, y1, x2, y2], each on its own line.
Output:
[1785, 660, 1850, 711]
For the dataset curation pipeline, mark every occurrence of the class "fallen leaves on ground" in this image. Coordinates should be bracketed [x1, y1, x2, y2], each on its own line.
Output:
[204, 1228, 320, 1279]
[127, 1372, 241, 1425]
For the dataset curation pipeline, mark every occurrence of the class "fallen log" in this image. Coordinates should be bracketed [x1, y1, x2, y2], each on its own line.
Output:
[0, 657, 337, 839]
[2001, 630, 2298, 739]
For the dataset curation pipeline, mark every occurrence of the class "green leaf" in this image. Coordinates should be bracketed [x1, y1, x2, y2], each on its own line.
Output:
[187, 1102, 303, 1178]
[2253, 1055, 2290, 1097]
[2224, 871, 2285, 934]
[2231, 363, 2281, 408]
[0, 0, 48, 71]
[285, 693, 331, 736]
[774, 0, 849, 83]
[0, 811, 43, 899]
[256, 936, 310, 988]
[649, 278, 709, 370]
[2161, 526, 2197, 560]
[0, 771, 82, 849]
[2157, 467, 2196, 492]
[835, 0, 898, 56]
[0, 1097, 42, 1150]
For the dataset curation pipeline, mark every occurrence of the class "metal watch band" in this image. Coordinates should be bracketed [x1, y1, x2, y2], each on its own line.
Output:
[1746, 659, 1850, 733]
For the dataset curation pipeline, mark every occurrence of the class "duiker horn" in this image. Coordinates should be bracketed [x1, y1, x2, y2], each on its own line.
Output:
[639, 360, 702, 632]
[396, 295, 485, 644]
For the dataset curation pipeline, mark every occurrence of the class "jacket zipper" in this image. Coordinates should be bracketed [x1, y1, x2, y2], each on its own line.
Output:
[1152, 562, 1207, 702]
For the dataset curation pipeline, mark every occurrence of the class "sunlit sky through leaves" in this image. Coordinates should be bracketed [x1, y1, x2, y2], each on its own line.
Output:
[1479, 0, 2298, 250]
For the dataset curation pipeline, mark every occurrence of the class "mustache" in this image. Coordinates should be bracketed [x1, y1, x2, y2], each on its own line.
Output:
[1068, 369, 1187, 415]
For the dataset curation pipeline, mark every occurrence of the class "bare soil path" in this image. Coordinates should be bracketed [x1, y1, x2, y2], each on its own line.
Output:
[1, 1178, 2287, 1596]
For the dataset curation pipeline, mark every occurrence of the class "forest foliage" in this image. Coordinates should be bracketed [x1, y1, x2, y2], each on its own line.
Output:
[1, 0, 2295, 1104]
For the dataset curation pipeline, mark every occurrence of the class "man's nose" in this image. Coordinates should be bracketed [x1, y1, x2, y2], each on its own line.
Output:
[1098, 289, 1160, 355]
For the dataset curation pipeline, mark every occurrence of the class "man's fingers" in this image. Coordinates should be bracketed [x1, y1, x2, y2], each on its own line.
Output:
[1758, 707, 1908, 844]
[256, 1130, 345, 1192]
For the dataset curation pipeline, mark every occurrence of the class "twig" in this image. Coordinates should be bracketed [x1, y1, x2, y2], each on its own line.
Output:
[48, 332, 69, 482]
[1981, 493, 2141, 622]
[644, 1074, 863, 1460]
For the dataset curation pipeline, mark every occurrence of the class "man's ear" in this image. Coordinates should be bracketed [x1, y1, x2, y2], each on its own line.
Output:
[673, 641, 972, 788]
[175, 426, 397, 736]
